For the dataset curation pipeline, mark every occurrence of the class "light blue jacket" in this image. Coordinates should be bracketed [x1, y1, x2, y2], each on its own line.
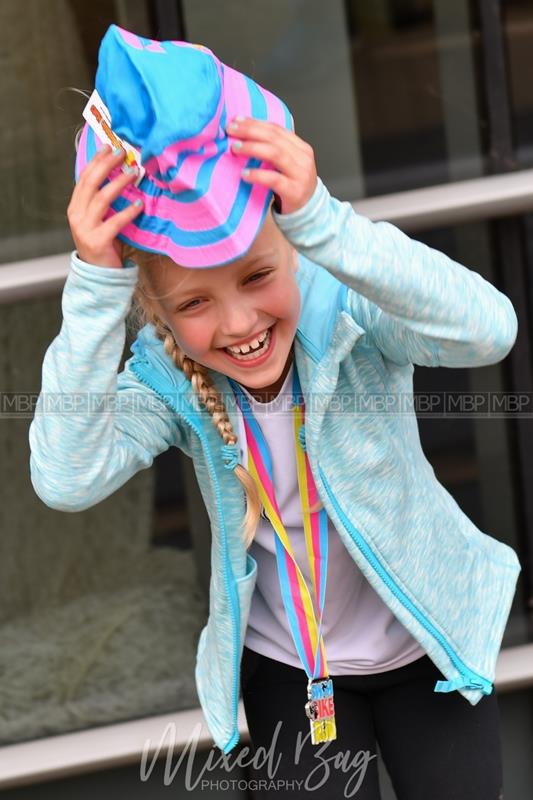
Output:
[29, 177, 521, 754]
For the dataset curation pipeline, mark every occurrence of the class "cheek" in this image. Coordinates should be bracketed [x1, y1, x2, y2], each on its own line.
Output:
[280, 284, 301, 328]
[170, 321, 213, 361]
[265, 280, 300, 322]
[290, 284, 301, 322]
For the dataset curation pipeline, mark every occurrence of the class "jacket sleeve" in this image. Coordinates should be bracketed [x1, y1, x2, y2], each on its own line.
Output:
[273, 177, 518, 368]
[29, 251, 186, 512]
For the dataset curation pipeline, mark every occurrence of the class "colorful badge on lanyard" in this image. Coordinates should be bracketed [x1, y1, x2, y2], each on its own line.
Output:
[230, 367, 337, 744]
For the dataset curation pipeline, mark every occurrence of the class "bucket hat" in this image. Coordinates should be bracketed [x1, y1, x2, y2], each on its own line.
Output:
[74, 24, 294, 268]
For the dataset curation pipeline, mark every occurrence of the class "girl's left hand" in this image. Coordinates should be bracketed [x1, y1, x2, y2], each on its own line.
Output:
[226, 117, 317, 215]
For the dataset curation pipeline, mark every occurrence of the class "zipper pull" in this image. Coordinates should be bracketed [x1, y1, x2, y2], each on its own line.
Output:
[434, 674, 493, 695]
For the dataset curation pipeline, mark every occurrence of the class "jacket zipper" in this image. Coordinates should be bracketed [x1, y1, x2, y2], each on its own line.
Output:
[130, 358, 241, 753]
[318, 467, 493, 694]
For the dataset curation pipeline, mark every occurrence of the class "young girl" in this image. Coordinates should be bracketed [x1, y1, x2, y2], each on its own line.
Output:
[30, 24, 519, 799]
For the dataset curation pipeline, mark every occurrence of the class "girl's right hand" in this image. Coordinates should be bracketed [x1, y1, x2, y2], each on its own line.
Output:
[67, 144, 144, 269]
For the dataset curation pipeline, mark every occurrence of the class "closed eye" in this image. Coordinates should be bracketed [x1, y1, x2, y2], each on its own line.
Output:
[246, 269, 273, 283]
[176, 269, 274, 312]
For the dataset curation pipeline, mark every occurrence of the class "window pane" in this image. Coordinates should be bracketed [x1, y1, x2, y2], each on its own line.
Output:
[504, 0, 533, 169]
[0, 0, 153, 265]
[0, 294, 208, 747]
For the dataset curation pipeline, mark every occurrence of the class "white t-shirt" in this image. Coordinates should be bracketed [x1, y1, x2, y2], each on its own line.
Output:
[235, 362, 426, 674]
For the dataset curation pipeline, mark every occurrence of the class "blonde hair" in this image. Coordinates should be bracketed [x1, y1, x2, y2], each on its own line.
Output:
[124, 244, 262, 549]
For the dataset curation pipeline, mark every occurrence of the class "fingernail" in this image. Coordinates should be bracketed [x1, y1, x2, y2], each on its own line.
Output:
[112, 146, 123, 157]
[242, 168, 250, 178]
[228, 116, 246, 130]
[232, 140, 243, 151]
[134, 199, 143, 207]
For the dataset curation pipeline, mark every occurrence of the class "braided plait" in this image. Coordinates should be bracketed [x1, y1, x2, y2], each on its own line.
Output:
[128, 279, 262, 549]
[154, 316, 237, 446]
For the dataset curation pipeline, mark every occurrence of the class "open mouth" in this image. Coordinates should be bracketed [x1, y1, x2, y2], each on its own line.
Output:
[222, 324, 275, 365]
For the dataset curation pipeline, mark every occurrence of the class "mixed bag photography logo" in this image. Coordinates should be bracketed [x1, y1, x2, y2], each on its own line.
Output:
[139, 720, 376, 796]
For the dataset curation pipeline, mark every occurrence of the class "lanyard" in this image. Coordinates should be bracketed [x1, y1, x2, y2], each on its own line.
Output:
[230, 366, 337, 744]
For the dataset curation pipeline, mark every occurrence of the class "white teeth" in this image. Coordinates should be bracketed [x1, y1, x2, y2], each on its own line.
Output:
[227, 328, 270, 355]
[225, 328, 272, 360]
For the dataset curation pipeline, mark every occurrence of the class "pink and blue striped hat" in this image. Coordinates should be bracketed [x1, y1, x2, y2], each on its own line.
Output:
[74, 24, 294, 268]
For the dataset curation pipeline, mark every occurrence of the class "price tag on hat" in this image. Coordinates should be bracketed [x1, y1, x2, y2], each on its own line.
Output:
[82, 89, 145, 187]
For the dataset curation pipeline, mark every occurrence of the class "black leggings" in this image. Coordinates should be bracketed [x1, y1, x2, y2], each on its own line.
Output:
[240, 645, 504, 799]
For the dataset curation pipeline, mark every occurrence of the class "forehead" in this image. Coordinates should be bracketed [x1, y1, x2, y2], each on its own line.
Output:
[168, 248, 277, 289]
[142, 254, 283, 315]
[145, 213, 285, 299]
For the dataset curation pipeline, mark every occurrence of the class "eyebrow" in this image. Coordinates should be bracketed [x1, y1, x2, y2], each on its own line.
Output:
[174, 250, 277, 300]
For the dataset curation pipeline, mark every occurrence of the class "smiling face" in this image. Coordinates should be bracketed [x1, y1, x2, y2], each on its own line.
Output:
[138, 210, 301, 400]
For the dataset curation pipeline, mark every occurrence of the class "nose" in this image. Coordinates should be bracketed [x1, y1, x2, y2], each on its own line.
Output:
[217, 299, 259, 342]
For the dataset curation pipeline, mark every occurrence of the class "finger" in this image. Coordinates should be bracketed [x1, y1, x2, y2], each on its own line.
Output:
[227, 119, 306, 150]
[227, 117, 309, 154]
[241, 168, 314, 214]
[240, 167, 291, 195]
[74, 146, 127, 211]
[87, 167, 140, 221]
[231, 140, 305, 180]
[99, 197, 144, 239]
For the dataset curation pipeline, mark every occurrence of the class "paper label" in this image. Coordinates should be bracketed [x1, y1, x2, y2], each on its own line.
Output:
[82, 89, 145, 187]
